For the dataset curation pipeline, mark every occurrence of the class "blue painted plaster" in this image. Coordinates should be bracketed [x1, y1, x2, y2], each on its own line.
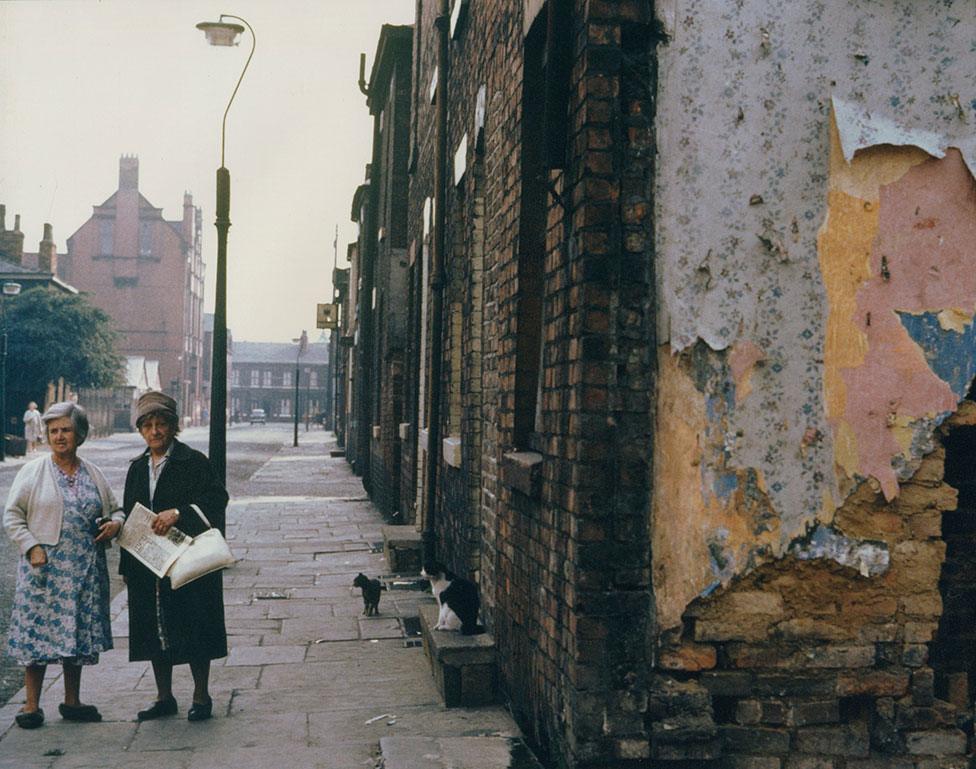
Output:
[898, 311, 976, 399]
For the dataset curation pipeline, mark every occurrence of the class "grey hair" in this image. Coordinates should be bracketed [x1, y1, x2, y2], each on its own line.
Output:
[41, 401, 90, 446]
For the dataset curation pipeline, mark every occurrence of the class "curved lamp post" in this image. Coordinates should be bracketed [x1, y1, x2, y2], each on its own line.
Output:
[196, 14, 256, 484]
[0, 281, 22, 462]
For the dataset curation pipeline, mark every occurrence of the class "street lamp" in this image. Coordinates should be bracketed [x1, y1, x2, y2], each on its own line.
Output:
[196, 14, 256, 485]
[292, 331, 307, 448]
[0, 281, 22, 462]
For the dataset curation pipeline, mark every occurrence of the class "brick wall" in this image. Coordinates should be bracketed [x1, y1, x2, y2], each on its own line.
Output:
[421, 2, 658, 766]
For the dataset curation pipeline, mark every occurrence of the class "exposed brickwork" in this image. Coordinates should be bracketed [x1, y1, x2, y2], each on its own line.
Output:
[653, 440, 971, 765]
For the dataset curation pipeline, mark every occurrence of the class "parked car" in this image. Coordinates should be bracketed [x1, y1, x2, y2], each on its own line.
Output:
[249, 408, 266, 425]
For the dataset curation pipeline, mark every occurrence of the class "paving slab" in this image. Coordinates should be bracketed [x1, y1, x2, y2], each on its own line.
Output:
[380, 736, 545, 769]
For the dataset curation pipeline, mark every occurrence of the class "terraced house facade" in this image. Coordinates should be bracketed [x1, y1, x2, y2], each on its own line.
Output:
[338, 2, 976, 766]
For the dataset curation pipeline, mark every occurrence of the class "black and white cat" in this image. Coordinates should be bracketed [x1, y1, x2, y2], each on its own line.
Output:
[421, 561, 484, 635]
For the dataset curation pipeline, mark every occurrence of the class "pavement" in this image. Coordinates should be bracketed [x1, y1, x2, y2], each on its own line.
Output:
[0, 429, 529, 769]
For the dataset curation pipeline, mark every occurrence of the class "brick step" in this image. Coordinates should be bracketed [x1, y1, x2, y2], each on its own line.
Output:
[419, 602, 496, 707]
[383, 524, 423, 573]
[380, 736, 544, 769]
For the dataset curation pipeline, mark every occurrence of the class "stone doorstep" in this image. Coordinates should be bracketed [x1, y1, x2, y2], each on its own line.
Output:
[380, 736, 545, 769]
[383, 524, 423, 573]
[418, 603, 496, 708]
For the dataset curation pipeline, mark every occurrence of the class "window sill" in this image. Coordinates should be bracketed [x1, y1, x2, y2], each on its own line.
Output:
[500, 451, 542, 499]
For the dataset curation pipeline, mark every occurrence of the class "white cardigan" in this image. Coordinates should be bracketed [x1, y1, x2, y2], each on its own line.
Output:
[3, 454, 124, 556]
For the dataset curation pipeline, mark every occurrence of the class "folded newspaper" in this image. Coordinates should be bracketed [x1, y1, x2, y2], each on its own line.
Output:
[118, 502, 192, 578]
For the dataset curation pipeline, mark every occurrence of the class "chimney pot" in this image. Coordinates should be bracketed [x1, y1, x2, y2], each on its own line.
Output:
[38, 223, 57, 274]
[14, 214, 21, 232]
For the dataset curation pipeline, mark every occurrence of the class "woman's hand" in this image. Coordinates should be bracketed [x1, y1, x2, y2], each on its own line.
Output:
[94, 520, 123, 543]
[151, 509, 180, 536]
[27, 545, 47, 568]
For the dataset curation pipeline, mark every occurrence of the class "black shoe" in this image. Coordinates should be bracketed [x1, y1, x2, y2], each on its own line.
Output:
[137, 696, 177, 721]
[15, 708, 44, 729]
[59, 703, 102, 722]
[187, 698, 213, 722]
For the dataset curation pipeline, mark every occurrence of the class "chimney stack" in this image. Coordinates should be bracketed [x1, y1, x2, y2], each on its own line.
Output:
[38, 223, 57, 274]
[0, 206, 25, 265]
[119, 154, 139, 190]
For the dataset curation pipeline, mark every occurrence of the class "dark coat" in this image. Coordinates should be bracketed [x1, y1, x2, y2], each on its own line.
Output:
[122, 439, 229, 663]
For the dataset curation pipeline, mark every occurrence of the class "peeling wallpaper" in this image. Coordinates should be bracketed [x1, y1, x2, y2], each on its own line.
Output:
[652, 0, 976, 630]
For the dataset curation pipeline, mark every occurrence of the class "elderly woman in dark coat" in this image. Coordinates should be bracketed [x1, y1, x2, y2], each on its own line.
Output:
[121, 392, 228, 722]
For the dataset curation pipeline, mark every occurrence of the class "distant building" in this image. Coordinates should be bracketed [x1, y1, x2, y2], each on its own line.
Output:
[0, 205, 76, 294]
[230, 341, 329, 423]
[63, 156, 206, 424]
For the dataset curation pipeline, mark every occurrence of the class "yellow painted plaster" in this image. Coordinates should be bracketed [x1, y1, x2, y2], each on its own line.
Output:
[653, 347, 782, 631]
[937, 307, 975, 333]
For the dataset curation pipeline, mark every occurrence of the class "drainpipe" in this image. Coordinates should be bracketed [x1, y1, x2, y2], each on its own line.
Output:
[408, 0, 424, 525]
[423, 0, 450, 563]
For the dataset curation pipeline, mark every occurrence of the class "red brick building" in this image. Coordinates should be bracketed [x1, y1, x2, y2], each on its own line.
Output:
[63, 156, 206, 423]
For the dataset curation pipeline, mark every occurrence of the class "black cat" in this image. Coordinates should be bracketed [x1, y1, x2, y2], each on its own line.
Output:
[353, 573, 382, 616]
[421, 561, 484, 635]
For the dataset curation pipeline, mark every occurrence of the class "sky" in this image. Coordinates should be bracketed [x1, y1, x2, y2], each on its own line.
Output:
[0, 0, 415, 342]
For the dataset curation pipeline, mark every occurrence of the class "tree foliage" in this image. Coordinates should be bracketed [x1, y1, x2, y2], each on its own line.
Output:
[5, 287, 124, 396]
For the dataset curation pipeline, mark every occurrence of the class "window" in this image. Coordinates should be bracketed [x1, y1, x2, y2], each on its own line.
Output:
[113, 276, 137, 288]
[99, 219, 113, 256]
[513, 0, 572, 450]
[263, 370, 272, 388]
[309, 370, 318, 388]
[279, 398, 291, 416]
[282, 370, 292, 387]
[250, 370, 259, 387]
[232, 369, 240, 387]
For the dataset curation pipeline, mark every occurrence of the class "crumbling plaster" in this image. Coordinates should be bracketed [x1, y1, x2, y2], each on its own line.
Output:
[652, 0, 976, 630]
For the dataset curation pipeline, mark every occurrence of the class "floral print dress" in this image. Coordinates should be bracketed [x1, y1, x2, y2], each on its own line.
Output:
[6, 462, 113, 666]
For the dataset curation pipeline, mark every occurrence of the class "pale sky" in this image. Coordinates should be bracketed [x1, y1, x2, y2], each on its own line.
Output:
[0, 0, 414, 342]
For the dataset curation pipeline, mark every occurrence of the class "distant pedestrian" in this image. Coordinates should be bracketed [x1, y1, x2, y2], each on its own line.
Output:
[22, 401, 43, 453]
[122, 391, 228, 723]
[2, 401, 124, 729]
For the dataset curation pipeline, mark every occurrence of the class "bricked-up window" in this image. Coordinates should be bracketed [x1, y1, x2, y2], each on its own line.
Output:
[99, 219, 113, 256]
[232, 369, 240, 387]
[139, 221, 152, 257]
[263, 370, 272, 388]
[514, 3, 571, 450]
[250, 370, 259, 388]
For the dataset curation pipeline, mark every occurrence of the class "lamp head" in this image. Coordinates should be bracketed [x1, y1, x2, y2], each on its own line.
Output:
[2, 282, 21, 297]
[196, 18, 246, 46]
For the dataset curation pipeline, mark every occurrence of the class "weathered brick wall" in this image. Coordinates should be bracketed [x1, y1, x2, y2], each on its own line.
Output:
[447, 2, 657, 766]
[394, 2, 656, 766]
[653, 438, 972, 765]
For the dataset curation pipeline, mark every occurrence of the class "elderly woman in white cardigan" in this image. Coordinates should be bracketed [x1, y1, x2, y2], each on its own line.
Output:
[2, 402, 124, 729]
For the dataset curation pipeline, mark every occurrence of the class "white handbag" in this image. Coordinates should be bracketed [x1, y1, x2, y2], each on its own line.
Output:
[166, 505, 236, 589]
